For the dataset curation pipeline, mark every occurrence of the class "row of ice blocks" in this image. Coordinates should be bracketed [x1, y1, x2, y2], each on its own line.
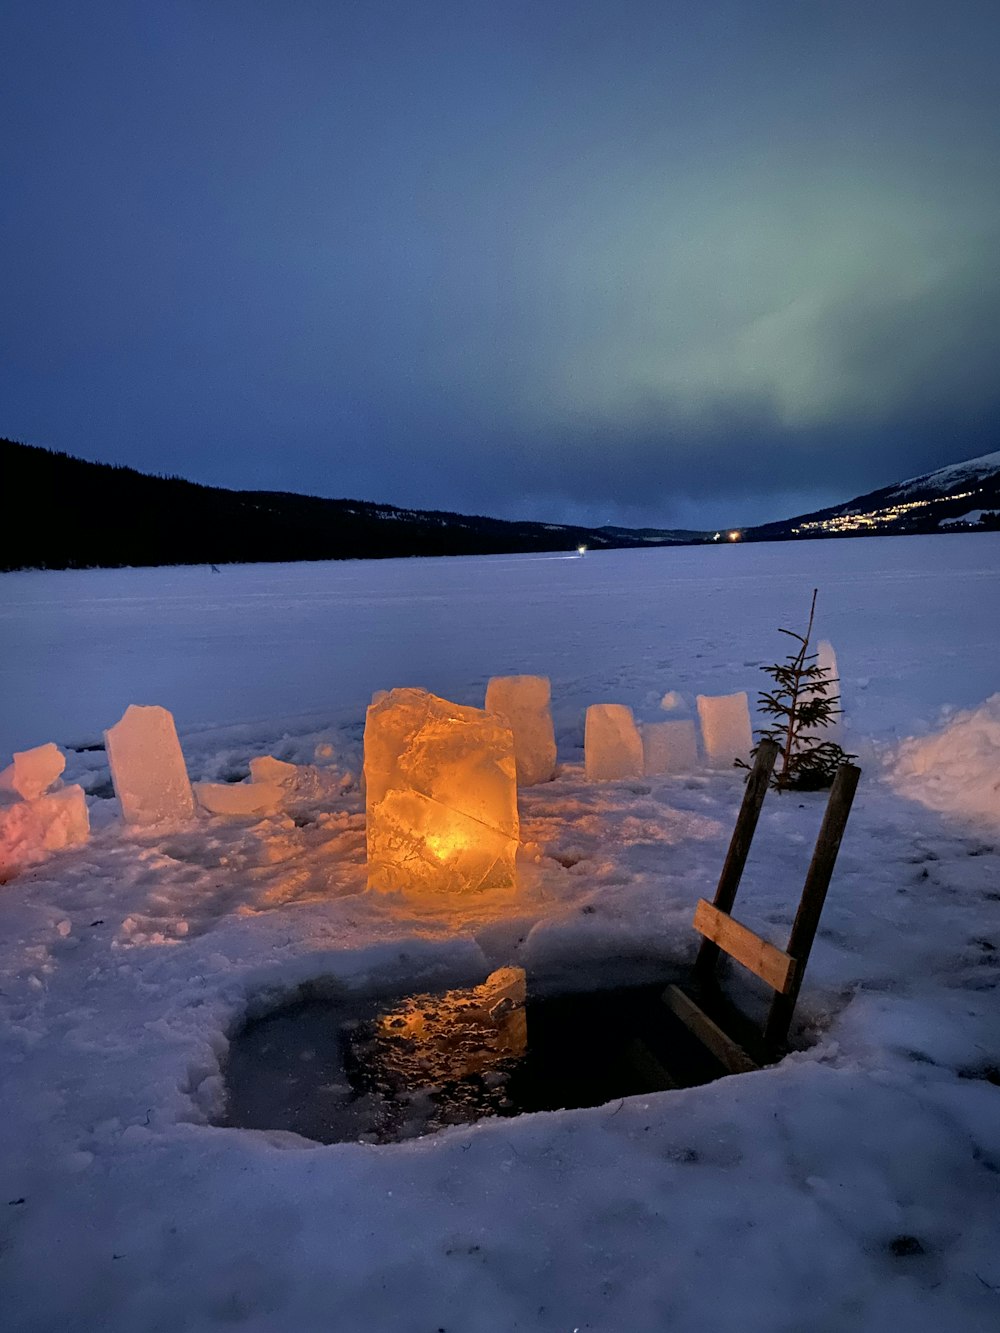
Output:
[488, 652, 841, 783]
[585, 693, 754, 780]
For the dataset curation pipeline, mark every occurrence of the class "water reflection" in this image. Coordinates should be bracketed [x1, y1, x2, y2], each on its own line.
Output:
[224, 968, 527, 1145]
[221, 970, 719, 1146]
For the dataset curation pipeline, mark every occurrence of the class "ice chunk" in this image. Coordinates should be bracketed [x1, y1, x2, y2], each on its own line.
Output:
[194, 782, 285, 817]
[642, 720, 699, 775]
[817, 640, 841, 733]
[0, 742, 66, 800]
[659, 691, 685, 712]
[249, 756, 299, 787]
[696, 692, 753, 766]
[481, 964, 527, 1019]
[0, 785, 90, 881]
[485, 674, 557, 786]
[249, 755, 347, 801]
[797, 639, 842, 743]
[585, 704, 643, 781]
[250, 757, 352, 794]
[365, 688, 518, 896]
[104, 705, 195, 825]
[818, 639, 838, 683]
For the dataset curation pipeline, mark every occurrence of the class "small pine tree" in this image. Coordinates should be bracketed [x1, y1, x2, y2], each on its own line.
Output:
[739, 589, 856, 791]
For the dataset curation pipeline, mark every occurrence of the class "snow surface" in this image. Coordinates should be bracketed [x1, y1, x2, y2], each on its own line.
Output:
[1, 535, 999, 1332]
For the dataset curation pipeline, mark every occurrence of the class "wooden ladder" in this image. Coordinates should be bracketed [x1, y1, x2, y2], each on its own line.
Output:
[664, 738, 861, 1072]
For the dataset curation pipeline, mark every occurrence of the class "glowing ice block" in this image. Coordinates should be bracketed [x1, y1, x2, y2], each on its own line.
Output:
[642, 720, 699, 775]
[365, 688, 519, 896]
[0, 742, 66, 800]
[696, 692, 753, 766]
[104, 704, 195, 825]
[485, 675, 557, 786]
[0, 785, 90, 881]
[194, 781, 285, 817]
[585, 704, 643, 781]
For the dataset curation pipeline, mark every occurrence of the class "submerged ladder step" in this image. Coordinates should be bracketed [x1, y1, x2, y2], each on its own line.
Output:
[662, 984, 759, 1076]
[622, 1036, 681, 1093]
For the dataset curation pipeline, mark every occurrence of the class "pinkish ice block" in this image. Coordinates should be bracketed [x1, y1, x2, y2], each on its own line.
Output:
[0, 786, 89, 881]
[485, 675, 557, 786]
[193, 782, 285, 817]
[696, 692, 753, 767]
[0, 742, 66, 800]
[104, 705, 195, 825]
[585, 704, 643, 781]
[642, 719, 699, 775]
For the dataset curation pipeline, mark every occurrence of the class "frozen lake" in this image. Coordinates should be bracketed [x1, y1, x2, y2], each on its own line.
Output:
[3, 531, 1000, 1333]
[2, 533, 998, 755]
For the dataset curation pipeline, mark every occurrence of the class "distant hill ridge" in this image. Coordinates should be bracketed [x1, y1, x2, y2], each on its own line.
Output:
[0, 438, 699, 571]
[3, 438, 998, 571]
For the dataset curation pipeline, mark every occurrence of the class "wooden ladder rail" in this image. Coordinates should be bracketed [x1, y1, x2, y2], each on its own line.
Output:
[764, 761, 860, 1050]
[695, 739, 779, 980]
[666, 744, 861, 1069]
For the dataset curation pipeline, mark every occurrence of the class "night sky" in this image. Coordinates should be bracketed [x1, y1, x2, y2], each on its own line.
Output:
[3, 2, 998, 529]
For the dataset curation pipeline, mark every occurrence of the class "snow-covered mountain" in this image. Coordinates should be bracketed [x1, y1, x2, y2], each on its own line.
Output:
[749, 450, 1000, 540]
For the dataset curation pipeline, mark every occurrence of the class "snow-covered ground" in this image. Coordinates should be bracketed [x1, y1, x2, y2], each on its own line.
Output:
[1, 535, 998, 1332]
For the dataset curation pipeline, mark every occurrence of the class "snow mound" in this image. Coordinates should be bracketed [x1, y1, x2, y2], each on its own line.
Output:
[890, 694, 1000, 827]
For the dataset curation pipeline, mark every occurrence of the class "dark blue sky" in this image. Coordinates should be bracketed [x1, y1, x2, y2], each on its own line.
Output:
[3, 1, 998, 528]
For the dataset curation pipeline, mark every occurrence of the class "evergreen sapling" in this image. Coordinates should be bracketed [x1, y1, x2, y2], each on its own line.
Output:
[739, 589, 856, 790]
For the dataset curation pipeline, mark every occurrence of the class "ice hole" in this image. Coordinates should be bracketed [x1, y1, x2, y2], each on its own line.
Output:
[218, 969, 755, 1145]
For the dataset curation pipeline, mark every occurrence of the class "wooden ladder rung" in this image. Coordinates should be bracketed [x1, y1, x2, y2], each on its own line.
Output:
[662, 984, 759, 1075]
[623, 1037, 680, 1092]
[692, 899, 797, 994]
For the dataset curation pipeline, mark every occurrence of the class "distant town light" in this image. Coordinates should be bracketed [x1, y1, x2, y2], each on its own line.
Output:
[577, 545, 587, 555]
[790, 489, 977, 536]
[728, 530, 741, 542]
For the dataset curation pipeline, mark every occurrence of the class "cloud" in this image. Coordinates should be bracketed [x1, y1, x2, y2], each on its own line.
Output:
[502, 167, 1000, 434]
[3, 0, 999, 530]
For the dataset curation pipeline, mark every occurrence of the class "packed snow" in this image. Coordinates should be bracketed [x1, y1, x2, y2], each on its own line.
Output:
[1, 535, 998, 1332]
